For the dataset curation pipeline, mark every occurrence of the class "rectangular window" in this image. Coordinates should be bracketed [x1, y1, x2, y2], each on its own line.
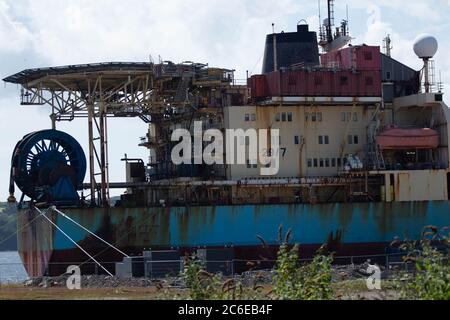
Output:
[251, 113, 256, 121]
[319, 136, 324, 145]
[331, 158, 336, 167]
[253, 164, 258, 169]
[319, 158, 324, 168]
[313, 159, 318, 168]
[325, 158, 330, 167]
[354, 135, 359, 144]
[276, 113, 281, 122]
[317, 112, 323, 122]
[353, 113, 358, 122]
[348, 135, 353, 145]
[340, 76, 349, 85]
[324, 136, 329, 145]
[311, 113, 317, 122]
[341, 112, 346, 122]
[295, 136, 300, 145]
[282, 113, 287, 122]
[246, 160, 251, 169]
[386, 71, 392, 80]
[245, 114, 250, 122]
[337, 158, 342, 167]
[307, 159, 312, 168]
[347, 112, 352, 122]
[287, 112, 293, 122]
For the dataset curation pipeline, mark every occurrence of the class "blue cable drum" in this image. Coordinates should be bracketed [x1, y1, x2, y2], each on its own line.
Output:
[11, 130, 86, 202]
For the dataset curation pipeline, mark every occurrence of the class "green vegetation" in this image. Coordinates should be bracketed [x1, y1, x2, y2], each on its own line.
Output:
[160, 228, 333, 300]
[393, 226, 450, 300]
[160, 256, 267, 300]
[158, 227, 448, 301]
[0, 224, 447, 300]
[0, 202, 17, 251]
[272, 244, 333, 300]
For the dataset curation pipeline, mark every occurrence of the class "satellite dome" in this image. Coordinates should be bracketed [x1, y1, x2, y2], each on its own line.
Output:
[413, 34, 438, 59]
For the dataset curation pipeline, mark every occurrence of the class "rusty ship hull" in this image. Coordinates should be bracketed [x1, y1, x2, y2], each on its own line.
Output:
[18, 201, 450, 277]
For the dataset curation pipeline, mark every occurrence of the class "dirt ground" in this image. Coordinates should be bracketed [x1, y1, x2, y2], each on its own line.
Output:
[0, 280, 401, 300]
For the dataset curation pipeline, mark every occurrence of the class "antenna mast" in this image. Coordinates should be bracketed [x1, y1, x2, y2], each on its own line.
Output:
[383, 35, 393, 57]
[326, 0, 335, 43]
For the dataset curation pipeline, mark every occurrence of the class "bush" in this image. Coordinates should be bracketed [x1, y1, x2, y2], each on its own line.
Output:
[272, 244, 333, 300]
[180, 255, 251, 300]
[394, 226, 449, 300]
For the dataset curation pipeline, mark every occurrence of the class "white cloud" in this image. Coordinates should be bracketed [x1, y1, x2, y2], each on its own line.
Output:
[0, 0, 33, 52]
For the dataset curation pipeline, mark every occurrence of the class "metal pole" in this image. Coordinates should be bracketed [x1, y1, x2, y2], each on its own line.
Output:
[87, 99, 96, 207]
[271, 23, 277, 72]
[327, 0, 333, 42]
[99, 76, 108, 207]
[424, 58, 430, 93]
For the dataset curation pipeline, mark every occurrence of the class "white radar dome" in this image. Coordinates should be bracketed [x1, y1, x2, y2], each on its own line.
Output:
[413, 34, 438, 59]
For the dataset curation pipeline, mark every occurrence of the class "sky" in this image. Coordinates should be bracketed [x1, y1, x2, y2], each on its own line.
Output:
[0, 0, 449, 199]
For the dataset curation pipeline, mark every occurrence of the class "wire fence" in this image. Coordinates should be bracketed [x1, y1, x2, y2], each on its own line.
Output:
[0, 251, 412, 286]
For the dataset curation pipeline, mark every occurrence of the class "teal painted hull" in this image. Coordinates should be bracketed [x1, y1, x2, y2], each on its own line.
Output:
[18, 201, 450, 277]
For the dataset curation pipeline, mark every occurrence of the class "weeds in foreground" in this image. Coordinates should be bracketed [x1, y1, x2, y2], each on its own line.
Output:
[161, 228, 334, 300]
[271, 244, 333, 300]
[158, 226, 448, 301]
[392, 226, 449, 300]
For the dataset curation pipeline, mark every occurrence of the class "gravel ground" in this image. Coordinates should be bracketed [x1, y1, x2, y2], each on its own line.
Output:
[22, 262, 401, 289]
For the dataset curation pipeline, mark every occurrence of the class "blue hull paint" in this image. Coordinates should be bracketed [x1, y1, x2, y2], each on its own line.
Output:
[51, 202, 450, 251]
[18, 201, 450, 277]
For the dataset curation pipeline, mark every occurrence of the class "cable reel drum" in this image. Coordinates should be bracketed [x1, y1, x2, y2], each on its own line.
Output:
[9, 130, 86, 206]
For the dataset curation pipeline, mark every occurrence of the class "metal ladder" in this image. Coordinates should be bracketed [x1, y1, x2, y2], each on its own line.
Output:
[375, 144, 386, 170]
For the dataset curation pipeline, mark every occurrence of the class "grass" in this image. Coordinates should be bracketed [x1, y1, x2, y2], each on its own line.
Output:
[0, 286, 162, 300]
[0, 281, 404, 300]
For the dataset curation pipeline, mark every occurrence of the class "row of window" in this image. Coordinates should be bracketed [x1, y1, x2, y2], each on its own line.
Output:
[246, 160, 273, 169]
[240, 134, 358, 146]
[308, 158, 345, 168]
[305, 112, 323, 122]
[275, 112, 293, 122]
[246, 160, 258, 169]
[319, 135, 359, 145]
[251, 112, 361, 123]
[341, 112, 359, 122]
[318, 135, 330, 145]
[348, 135, 359, 145]
[245, 113, 257, 122]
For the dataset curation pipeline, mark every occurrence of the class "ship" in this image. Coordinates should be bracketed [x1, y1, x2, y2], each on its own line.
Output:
[3, 0, 450, 277]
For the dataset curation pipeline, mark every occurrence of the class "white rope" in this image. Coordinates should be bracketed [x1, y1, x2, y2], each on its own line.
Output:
[35, 207, 113, 277]
[50, 206, 129, 258]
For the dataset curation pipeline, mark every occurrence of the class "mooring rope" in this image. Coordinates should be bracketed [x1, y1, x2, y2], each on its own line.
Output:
[35, 207, 113, 277]
[49, 206, 129, 258]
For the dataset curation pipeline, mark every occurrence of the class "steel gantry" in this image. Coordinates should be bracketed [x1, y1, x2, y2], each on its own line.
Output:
[4, 61, 237, 207]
